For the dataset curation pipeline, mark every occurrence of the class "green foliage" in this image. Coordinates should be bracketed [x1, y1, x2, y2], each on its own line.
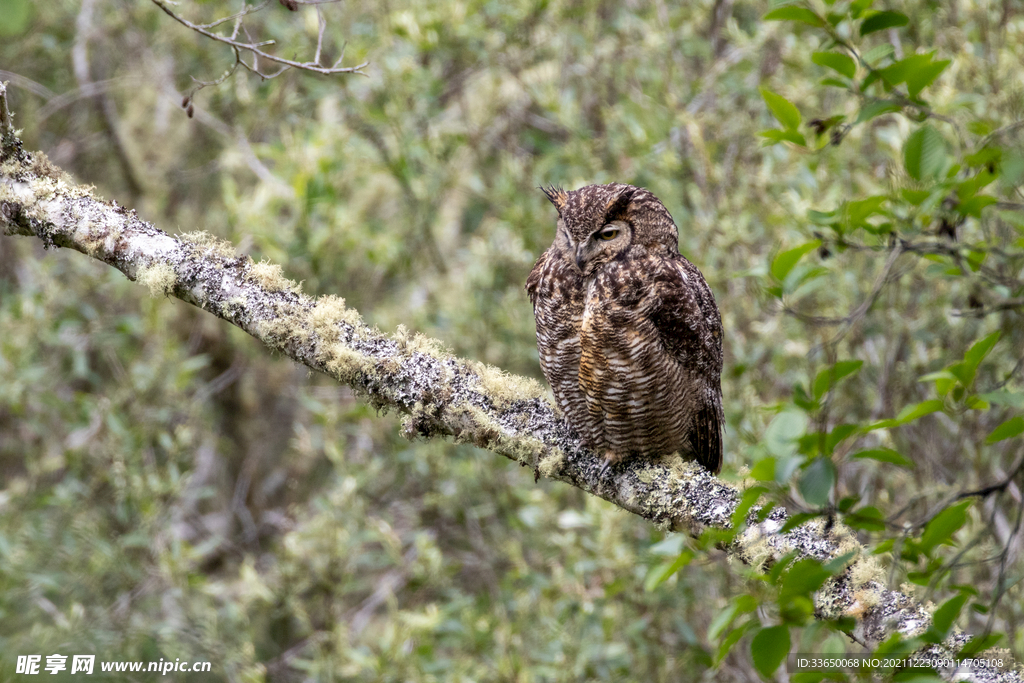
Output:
[747, 0, 1024, 675]
[859, 11, 909, 36]
[0, 0, 31, 36]
[903, 125, 948, 181]
[812, 51, 856, 79]
[751, 625, 790, 677]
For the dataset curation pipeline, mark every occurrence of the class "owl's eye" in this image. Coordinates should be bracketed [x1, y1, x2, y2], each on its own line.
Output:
[597, 227, 620, 241]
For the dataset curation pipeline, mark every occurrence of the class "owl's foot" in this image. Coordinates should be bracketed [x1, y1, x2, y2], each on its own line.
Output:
[597, 450, 618, 480]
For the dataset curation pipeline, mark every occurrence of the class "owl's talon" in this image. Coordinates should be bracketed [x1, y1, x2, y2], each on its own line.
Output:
[597, 450, 616, 480]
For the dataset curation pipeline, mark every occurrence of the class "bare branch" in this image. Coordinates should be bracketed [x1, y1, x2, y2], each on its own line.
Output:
[0, 70, 56, 100]
[0, 102, 1019, 682]
[784, 241, 904, 341]
[0, 83, 14, 139]
[149, 0, 369, 86]
[196, 1, 271, 30]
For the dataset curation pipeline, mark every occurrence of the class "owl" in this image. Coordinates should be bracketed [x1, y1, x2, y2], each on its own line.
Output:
[525, 183, 724, 474]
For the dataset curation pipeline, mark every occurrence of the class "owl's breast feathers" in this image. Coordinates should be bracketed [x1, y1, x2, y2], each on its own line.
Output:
[578, 253, 723, 473]
[526, 247, 589, 437]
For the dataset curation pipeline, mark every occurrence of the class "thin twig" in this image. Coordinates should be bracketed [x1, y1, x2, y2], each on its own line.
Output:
[150, 0, 368, 79]
[0, 82, 13, 137]
[957, 456, 1024, 501]
[784, 240, 904, 344]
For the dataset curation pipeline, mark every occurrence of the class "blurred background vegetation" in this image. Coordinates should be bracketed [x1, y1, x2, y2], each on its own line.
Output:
[1, 0, 1023, 680]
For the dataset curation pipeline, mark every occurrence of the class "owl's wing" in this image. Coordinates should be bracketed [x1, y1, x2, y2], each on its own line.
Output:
[525, 250, 548, 307]
[650, 255, 724, 473]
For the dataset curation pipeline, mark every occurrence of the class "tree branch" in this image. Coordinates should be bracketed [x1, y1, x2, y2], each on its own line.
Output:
[0, 87, 1018, 681]
[150, 0, 369, 84]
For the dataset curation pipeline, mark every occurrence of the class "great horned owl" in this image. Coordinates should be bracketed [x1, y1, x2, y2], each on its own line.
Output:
[525, 183, 724, 474]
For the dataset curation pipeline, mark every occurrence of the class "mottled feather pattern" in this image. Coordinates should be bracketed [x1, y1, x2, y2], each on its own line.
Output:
[525, 220, 591, 441]
[526, 183, 724, 473]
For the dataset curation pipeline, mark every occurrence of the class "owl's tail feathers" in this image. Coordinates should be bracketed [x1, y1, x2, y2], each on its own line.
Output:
[690, 404, 723, 475]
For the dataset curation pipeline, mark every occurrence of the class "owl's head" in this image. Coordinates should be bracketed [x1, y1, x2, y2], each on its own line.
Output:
[542, 183, 679, 276]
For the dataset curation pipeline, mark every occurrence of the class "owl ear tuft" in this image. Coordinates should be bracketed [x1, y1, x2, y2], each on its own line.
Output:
[541, 186, 569, 214]
[604, 185, 638, 218]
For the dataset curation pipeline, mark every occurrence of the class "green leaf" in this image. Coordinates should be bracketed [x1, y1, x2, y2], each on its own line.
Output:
[793, 383, 819, 411]
[779, 595, 814, 624]
[709, 595, 758, 641]
[968, 120, 996, 136]
[851, 448, 913, 468]
[907, 59, 951, 98]
[856, 100, 902, 124]
[751, 457, 777, 481]
[958, 168, 998, 198]
[959, 195, 998, 218]
[965, 145, 1001, 167]
[860, 10, 909, 35]
[644, 551, 694, 591]
[875, 632, 923, 659]
[779, 512, 820, 534]
[716, 621, 756, 663]
[732, 485, 769, 528]
[844, 505, 886, 531]
[807, 209, 838, 225]
[812, 360, 864, 399]
[850, 0, 876, 18]
[896, 399, 944, 424]
[920, 500, 971, 554]
[978, 391, 1024, 409]
[878, 53, 937, 88]
[1003, 149, 1024, 184]
[845, 196, 887, 227]
[862, 43, 895, 66]
[760, 129, 808, 147]
[963, 331, 1001, 384]
[924, 593, 968, 642]
[965, 395, 990, 410]
[986, 416, 1024, 443]
[780, 558, 832, 600]
[824, 550, 858, 574]
[751, 625, 791, 677]
[708, 604, 739, 642]
[764, 6, 824, 27]
[648, 534, 685, 556]
[902, 188, 931, 205]
[765, 410, 809, 458]
[799, 457, 835, 507]
[0, 0, 32, 36]
[873, 538, 895, 554]
[820, 77, 851, 89]
[768, 552, 799, 584]
[812, 51, 856, 79]
[761, 88, 802, 131]
[904, 125, 948, 181]
[771, 241, 821, 282]
[825, 423, 858, 454]
[958, 632, 1004, 656]
[945, 363, 973, 389]
[918, 369, 957, 384]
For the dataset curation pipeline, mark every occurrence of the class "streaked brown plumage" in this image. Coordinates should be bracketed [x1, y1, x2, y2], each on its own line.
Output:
[526, 183, 724, 474]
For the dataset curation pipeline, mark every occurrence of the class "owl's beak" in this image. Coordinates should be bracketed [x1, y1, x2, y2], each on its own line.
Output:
[574, 245, 586, 272]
